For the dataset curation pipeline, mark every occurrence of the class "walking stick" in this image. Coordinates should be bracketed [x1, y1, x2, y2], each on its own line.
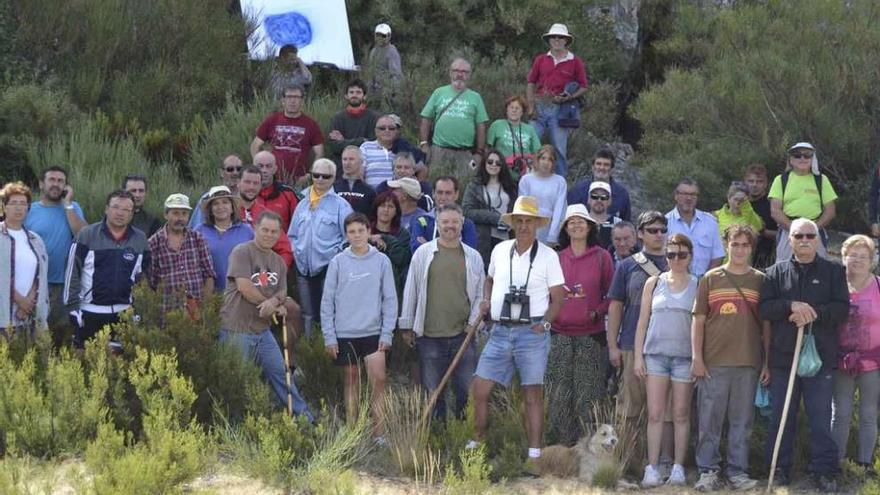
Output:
[766, 325, 804, 492]
[419, 314, 485, 429]
[278, 312, 294, 417]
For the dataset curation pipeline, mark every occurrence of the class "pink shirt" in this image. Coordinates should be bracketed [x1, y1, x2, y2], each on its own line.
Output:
[839, 276, 880, 372]
[526, 52, 589, 96]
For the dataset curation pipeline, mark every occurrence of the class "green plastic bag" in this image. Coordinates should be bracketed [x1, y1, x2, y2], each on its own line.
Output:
[797, 324, 822, 377]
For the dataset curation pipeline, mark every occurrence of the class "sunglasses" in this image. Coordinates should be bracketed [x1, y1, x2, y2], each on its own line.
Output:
[590, 194, 610, 201]
[224, 166, 242, 173]
[792, 233, 817, 240]
[376, 126, 396, 131]
[790, 153, 813, 160]
[643, 227, 668, 235]
[548, 35, 568, 40]
[666, 251, 690, 260]
[486, 159, 502, 165]
[311, 172, 334, 180]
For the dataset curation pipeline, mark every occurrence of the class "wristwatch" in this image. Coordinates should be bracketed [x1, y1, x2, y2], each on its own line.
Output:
[540, 320, 551, 332]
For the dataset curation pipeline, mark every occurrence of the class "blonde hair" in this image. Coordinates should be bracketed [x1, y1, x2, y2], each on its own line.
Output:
[841, 234, 876, 259]
[535, 144, 557, 164]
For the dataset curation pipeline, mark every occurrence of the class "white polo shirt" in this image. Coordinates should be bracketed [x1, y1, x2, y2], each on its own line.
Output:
[488, 239, 564, 321]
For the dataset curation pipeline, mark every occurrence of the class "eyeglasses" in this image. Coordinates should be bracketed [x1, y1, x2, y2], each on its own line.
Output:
[486, 159, 502, 165]
[311, 172, 334, 180]
[109, 205, 133, 214]
[590, 194, 610, 201]
[5, 201, 28, 207]
[376, 126, 396, 131]
[375, 33, 389, 38]
[548, 35, 567, 40]
[792, 233, 817, 240]
[666, 251, 690, 260]
[224, 166, 242, 173]
[845, 253, 872, 262]
[643, 227, 668, 235]
[675, 190, 699, 197]
[791, 153, 813, 160]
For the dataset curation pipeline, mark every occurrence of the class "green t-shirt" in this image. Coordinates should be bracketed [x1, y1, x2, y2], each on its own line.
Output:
[420, 86, 489, 149]
[486, 119, 541, 160]
[767, 172, 837, 220]
[423, 244, 471, 338]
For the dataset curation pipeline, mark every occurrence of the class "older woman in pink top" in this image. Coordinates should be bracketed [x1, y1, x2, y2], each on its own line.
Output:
[832, 234, 880, 470]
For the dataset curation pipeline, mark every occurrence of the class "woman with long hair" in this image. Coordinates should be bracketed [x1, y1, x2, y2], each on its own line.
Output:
[462, 148, 518, 268]
[546, 204, 614, 445]
[517, 145, 567, 246]
[0, 182, 49, 338]
[194, 186, 254, 292]
[832, 234, 880, 472]
[369, 191, 412, 298]
[634, 233, 698, 487]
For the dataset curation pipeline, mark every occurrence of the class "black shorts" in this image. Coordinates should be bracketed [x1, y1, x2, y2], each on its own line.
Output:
[334, 335, 380, 366]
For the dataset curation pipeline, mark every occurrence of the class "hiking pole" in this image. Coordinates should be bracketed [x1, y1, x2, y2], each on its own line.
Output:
[419, 314, 485, 429]
[766, 325, 804, 492]
[276, 312, 294, 417]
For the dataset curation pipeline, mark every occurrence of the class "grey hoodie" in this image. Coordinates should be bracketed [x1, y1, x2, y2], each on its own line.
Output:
[320, 245, 398, 347]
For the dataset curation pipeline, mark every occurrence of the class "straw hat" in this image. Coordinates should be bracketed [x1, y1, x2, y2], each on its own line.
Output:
[562, 204, 598, 228]
[501, 196, 551, 227]
[201, 185, 241, 214]
[542, 23, 573, 45]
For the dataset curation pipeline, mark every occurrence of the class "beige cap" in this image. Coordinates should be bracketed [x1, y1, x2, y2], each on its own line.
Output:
[164, 193, 191, 210]
[387, 177, 422, 199]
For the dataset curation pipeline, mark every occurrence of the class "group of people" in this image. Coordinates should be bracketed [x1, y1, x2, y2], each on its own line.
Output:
[0, 19, 877, 492]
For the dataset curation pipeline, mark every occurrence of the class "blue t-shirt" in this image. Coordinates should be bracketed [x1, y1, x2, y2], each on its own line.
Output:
[194, 222, 254, 291]
[607, 251, 669, 350]
[24, 201, 85, 284]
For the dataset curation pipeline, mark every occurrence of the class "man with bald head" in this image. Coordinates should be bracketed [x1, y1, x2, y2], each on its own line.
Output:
[419, 58, 489, 177]
[253, 150, 299, 232]
[334, 145, 376, 215]
[190, 154, 244, 226]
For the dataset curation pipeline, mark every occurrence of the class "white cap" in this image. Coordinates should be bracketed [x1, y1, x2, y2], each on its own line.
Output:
[374, 23, 392, 35]
[588, 181, 612, 196]
[164, 193, 191, 210]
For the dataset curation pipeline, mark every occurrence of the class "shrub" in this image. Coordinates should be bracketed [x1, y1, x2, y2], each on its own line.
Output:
[381, 387, 431, 477]
[441, 445, 498, 495]
[633, 0, 880, 229]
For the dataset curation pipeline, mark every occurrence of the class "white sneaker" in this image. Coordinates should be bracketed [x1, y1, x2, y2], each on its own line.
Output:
[667, 464, 686, 486]
[464, 440, 480, 450]
[694, 470, 721, 492]
[727, 472, 758, 491]
[642, 465, 663, 488]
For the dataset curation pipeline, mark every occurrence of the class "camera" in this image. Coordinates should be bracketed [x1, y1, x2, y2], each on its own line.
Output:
[499, 285, 531, 324]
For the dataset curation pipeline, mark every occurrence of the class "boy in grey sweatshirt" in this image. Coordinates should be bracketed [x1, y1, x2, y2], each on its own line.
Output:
[320, 212, 397, 441]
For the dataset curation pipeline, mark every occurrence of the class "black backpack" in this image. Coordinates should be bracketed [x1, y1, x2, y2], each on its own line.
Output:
[780, 170, 824, 207]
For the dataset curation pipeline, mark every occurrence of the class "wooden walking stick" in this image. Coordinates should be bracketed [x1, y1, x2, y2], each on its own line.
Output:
[766, 325, 804, 492]
[277, 312, 294, 417]
[419, 315, 485, 429]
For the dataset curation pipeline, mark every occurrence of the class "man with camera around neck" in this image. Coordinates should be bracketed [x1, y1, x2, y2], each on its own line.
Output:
[468, 196, 565, 461]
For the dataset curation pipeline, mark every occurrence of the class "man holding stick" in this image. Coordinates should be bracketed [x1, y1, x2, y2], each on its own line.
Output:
[220, 211, 313, 421]
[399, 203, 485, 421]
[759, 218, 848, 491]
[468, 196, 565, 460]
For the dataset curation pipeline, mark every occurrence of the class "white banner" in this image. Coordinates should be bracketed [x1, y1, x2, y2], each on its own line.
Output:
[242, 0, 356, 70]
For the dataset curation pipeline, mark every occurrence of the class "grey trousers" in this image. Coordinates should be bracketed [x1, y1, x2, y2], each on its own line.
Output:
[695, 366, 758, 476]
[831, 369, 880, 464]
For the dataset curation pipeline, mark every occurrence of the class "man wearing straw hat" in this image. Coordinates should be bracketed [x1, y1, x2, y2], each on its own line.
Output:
[526, 23, 589, 177]
[468, 196, 565, 461]
[759, 218, 848, 491]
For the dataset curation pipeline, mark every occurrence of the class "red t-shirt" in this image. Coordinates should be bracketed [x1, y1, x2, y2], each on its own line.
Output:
[255, 112, 324, 181]
[526, 52, 589, 96]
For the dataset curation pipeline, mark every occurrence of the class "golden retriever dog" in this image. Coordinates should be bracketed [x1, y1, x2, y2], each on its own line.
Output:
[527, 424, 635, 488]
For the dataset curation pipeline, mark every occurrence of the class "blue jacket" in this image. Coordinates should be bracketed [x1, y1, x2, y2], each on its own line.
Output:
[567, 176, 632, 222]
[64, 220, 149, 314]
[408, 213, 478, 253]
[288, 188, 353, 276]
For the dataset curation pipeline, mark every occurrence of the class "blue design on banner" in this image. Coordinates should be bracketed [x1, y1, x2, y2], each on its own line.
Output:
[264, 12, 313, 48]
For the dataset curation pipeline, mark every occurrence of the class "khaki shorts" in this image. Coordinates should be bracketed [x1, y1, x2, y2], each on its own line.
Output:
[620, 350, 673, 421]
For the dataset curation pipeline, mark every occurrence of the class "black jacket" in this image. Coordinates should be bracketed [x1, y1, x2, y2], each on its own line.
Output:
[334, 178, 376, 216]
[759, 255, 849, 371]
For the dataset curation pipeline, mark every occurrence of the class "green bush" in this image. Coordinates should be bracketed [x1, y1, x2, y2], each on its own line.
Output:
[633, 0, 880, 229]
[441, 445, 498, 495]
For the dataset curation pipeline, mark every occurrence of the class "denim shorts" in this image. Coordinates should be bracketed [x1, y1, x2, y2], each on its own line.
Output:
[645, 353, 693, 383]
[475, 322, 550, 387]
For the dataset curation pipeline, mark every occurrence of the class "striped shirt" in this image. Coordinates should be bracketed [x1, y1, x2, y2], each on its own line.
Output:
[360, 140, 395, 188]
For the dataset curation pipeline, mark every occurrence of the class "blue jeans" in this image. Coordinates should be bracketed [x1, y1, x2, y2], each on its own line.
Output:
[531, 102, 570, 176]
[475, 322, 550, 387]
[296, 269, 326, 338]
[220, 328, 314, 422]
[417, 332, 477, 420]
[765, 368, 838, 476]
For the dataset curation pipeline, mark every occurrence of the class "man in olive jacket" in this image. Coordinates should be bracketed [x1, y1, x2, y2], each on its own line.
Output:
[759, 218, 848, 491]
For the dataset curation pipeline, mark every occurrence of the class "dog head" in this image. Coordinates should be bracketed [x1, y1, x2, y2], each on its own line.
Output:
[588, 423, 618, 455]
